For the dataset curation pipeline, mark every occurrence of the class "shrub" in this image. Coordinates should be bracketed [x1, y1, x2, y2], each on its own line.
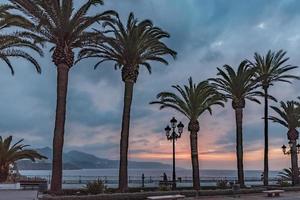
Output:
[277, 179, 291, 187]
[86, 179, 106, 195]
[158, 184, 171, 191]
[216, 179, 229, 189]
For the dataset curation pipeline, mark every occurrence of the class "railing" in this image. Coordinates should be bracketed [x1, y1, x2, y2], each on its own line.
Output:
[24, 174, 280, 188]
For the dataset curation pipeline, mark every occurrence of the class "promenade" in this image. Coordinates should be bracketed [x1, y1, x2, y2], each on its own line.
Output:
[186, 191, 300, 199]
[0, 190, 38, 200]
[1, 190, 300, 200]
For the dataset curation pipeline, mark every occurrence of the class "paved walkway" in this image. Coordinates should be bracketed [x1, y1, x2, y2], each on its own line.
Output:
[186, 191, 300, 200]
[1, 190, 300, 200]
[0, 190, 38, 200]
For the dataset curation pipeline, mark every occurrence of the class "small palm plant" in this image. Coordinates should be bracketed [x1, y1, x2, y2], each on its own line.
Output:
[0, 136, 46, 182]
[150, 78, 226, 190]
[78, 12, 176, 192]
[269, 101, 300, 185]
[210, 61, 262, 187]
[277, 168, 294, 187]
[278, 168, 293, 181]
[6, 0, 116, 192]
[248, 50, 300, 185]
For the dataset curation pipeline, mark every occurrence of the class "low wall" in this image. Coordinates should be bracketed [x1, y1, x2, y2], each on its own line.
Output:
[0, 183, 20, 190]
[40, 188, 271, 200]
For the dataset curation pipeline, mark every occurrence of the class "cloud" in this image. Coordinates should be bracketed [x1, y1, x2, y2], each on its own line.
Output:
[256, 22, 266, 29]
[73, 77, 122, 113]
[0, 0, 299, 170]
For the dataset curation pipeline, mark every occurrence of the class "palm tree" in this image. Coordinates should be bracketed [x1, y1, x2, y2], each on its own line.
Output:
[0, 136, 46, 182]
[150, 78, 226, 190]
[269, 101, 300, 185]
[6, 0, 116, 192]
[77, 12, 176, 192]
[248, 50, 300, 186]
[210, 61, 262, 187]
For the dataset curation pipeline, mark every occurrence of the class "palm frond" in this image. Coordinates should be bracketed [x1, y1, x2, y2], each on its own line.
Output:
[150, 77, 226, 121]
[210, 60, 260, 109]
[0, 136, 47, 174]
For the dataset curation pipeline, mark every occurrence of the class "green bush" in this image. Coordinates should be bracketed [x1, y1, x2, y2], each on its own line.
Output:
[216, 179, 229, 189]
[277, 179, 291, 187]
[158, 184, 171, 191]
[86, 179, 106, 195]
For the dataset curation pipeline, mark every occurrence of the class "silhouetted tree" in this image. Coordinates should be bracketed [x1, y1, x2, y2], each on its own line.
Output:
[7, 0, 115, 192]
[269, 100, 300, 185]
[210, 61, 262, 187]
[151, 78, 225, 190]
[77, 12, 176, 191]
[248, 50, 299, 186]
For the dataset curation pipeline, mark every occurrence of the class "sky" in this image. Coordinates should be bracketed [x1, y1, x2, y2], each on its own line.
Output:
[1, 0, 300, 170]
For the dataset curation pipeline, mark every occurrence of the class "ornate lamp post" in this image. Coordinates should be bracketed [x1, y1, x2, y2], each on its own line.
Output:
[281, 129, 300, 185]
[164, 117, 184, 190]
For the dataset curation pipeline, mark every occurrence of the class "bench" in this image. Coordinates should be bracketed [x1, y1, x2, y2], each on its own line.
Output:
[159, 181, 173, 186]
[147, 194, 185, 200]
[263, 190, 284, 197]
[19, 180, 48, 192]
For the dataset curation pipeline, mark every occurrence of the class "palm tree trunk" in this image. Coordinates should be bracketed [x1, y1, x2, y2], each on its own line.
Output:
[51, 64, 69, 193]
[263, 87, 269, 186]
[189, 121, 200, 190]
[118, 81, 134, 192]
[235, 108, 245, 187]
[290, 139, 299, 185]
[0, 166, 9, 183]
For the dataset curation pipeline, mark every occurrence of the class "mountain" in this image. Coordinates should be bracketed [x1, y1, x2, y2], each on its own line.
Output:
[17, 147, 171, 170]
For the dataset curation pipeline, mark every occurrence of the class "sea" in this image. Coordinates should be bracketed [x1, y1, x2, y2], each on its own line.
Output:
[19, 169, 281, 189]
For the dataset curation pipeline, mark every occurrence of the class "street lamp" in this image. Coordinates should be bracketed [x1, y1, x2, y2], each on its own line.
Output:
[281, 129, 300, 185]
[281, 144, 300, 155]
[164, 117, 184, 190]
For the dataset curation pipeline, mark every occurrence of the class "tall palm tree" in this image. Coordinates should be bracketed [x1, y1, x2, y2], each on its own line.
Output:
[0, 136, 46, 182]
[150, 78, 226, 190]
[248, 50, 300, 186]
[77, 12, 176, 192]
[269, 101, 300, 185]
[7, 0, 116, 192]
[210, 61, 262, 187]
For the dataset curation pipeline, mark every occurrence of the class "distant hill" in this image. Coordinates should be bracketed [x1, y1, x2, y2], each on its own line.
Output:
[17, 147, 171, 170]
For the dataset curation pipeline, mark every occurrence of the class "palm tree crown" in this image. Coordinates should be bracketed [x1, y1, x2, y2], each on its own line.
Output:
[150, 77, 225, 120]
[210, 61, 262, 108]
[269, 101, 300, 130]
[8, 0, 115, 67]
[78, 12, 177, 82]
[248, 50, 300, 89]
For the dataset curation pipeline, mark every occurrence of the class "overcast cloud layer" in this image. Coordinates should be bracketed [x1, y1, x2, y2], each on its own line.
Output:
[1, 0, 300, 170]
